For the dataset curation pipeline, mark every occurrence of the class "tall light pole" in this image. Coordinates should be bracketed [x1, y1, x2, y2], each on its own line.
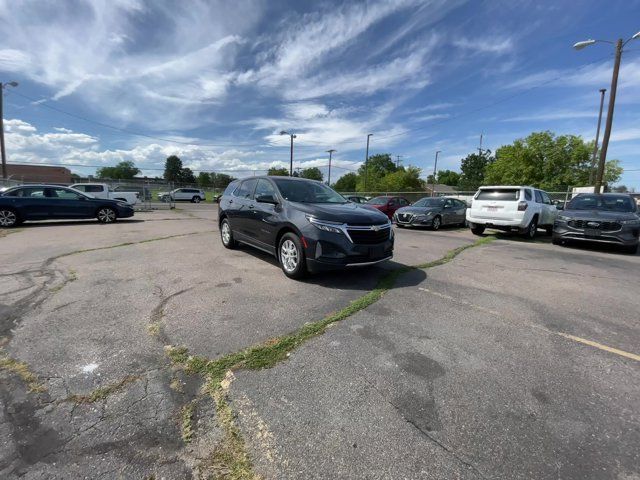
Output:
[280, 130, 297, 176]
[1, 81, 19, 179]
[326, 149, 336, 185]
[395, 155, 403, 168]
[574, 30, 639, 193]
[432, 150, 441, 197]
[364, 133, 373, 191]
[589, 88, 606, 185]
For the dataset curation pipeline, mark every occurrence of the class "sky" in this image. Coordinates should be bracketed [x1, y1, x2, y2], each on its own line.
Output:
[1, 0, 639, 189]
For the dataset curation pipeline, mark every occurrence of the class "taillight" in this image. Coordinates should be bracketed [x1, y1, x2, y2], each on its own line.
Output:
[518, 201, 528, 211]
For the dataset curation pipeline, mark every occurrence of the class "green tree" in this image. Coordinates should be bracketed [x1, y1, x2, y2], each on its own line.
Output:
[378, 166, 424, 191]
[164, 155, 183, 182]
[333, 172, 357, 192]
[197, 172, 211, 188]
[211, 173, 235, 189]
[458, 151, 495, 191]
[179, 167, 196, 184]
[268, 167, 289, 176]
[356, 153, 397, 191]
[300, 167, 323, 181]
[96, 160, 140, 180]
[437, 169, 461, 187]
[486, 131, 622, 190]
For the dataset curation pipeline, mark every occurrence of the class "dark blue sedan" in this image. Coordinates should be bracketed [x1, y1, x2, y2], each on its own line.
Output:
[0, 185, 134, 227]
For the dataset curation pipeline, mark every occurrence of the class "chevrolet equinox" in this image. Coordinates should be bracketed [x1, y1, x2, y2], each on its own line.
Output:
[218, 176, 394, 278]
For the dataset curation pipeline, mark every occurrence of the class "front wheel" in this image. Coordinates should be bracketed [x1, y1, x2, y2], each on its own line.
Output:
[623, 244, 638, 255]
[545, 225, 553, 235]
[471, 225, 485, 236]
[192, 196, 201, 203]
[0, 208, 18, 228]
[279, 233, 307, 279]
[431, 215, 442, 231]
[97, 207, 117, 224]
[220, 218, 237, 249]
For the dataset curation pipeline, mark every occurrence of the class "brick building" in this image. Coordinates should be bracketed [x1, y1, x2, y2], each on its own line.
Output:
[5, 164, 73, 183]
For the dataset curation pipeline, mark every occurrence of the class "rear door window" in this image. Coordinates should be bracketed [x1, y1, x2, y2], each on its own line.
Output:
[534, 190, 543, 203]
[236, 179, 257, 199]
[476, 189, 520, 201]
[524, 189, 532, 201]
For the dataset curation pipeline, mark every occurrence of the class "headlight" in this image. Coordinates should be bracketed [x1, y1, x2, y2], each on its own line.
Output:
[306, 216, 344, 234]
[620, 218, 640, 225]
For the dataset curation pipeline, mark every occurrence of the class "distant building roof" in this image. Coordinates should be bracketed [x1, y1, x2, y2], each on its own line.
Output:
[6, 164, 73, 183]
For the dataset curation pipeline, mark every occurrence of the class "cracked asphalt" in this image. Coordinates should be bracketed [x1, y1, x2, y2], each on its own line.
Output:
[1, 204, 639, 479]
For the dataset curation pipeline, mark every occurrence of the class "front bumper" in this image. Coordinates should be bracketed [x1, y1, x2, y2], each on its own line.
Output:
[301, 225, 394, 272]
[117, 206, 135, 219]
[394, 212, 434, 226]
[553, 220, 639, 246]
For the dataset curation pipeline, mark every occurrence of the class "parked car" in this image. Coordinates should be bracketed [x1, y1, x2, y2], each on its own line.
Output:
[218, 177, 393, 279]
[466, 186, 558, 238]
[0, 185, 134, 227]
[393, 196, 467, 230]
[71, 183, 139, 205]
[346, 195, 368, 204]
[158, 188, 206, 203]
[366, 196, 410, 219]
[553, 193, 639, 253]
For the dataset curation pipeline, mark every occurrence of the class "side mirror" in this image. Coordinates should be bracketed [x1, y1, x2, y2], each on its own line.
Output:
[555, 203, 564, 210]
[256, 194, 278, 204]
[79, 196, 87, 201]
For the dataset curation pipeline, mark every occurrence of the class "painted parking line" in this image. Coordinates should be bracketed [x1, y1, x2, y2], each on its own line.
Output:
[417, 287, 640, 363]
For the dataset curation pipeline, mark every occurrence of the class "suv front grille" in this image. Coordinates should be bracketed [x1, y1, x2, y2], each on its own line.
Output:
[568, 220, 622, 231]
[347, 225, 391, 244]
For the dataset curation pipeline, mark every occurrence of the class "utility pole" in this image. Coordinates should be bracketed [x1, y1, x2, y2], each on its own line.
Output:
[280, 130, 297, 176]
[432, 150, 441, 197]
[364, 133, 373, 191]
[589, 88, 606, 185]
[477, 133, 484, 156]
[326, 149, 336, 185]
[395, 155, 403, 168]
[0, 82, 19, 179]
[594, 39, 622, 194]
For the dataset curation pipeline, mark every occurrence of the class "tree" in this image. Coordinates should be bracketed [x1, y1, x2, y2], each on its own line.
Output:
[179, 167, 196, 184]
[486, 131, 622, 191]
[197, 172, 212, 188]
[437, 169, 461, 187]
[300, 167, 323, 181]
[378, 166, 424, 191]
[96, 160, 140, 180]
[164, 155, 183, 182]
[356, 153, 397, 191]
[211, 173, 235, 189]
[268, 167, 289, 176]
[458, 151, 495, 191]
[333, 172, 357, 192]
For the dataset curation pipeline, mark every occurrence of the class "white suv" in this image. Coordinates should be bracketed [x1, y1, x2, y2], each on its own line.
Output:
[466, 186, 559, 238]
[159, 188, 206, 203]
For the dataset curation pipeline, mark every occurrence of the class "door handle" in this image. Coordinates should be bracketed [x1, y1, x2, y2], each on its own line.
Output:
[229, 199, 233, 204]
[249, 204, 255, 209]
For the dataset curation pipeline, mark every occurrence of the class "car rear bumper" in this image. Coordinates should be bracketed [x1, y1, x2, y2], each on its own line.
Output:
[553, 222, 639, 246]
[466, 214, 525, 229]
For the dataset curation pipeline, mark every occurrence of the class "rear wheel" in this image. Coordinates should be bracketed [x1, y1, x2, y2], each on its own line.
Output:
[192, 196, 201, 203]
[523, 217, 538, 239]
[0, 208, 18, 228]
[279, 233, 307, 279]
[431, 215, 441, 231]
[471, 225, 485, 236]
[97, 207, 117, 223]
[220, 218, 237, 249]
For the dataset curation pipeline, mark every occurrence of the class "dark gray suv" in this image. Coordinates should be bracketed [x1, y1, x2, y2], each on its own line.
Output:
[553, 193, 639, 253]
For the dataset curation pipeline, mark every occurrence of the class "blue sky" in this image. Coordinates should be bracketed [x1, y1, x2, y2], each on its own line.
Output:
[1, 0, 639, 189]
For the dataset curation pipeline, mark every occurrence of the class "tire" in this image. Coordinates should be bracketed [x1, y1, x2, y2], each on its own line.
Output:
[431, 215, 442, 231]
[623, 244, 638, 255]
[0, 208, 18, 228]
[471, 225, 485, 236]
[96, 207, 117, 224]
[278, 232, 307, 279]
[192, 196, 201, 203]
[523, 217, 538, 239]
[220, 218, 237, 249]
[545, 225, 553, 235]
[551, 235, 563, 246]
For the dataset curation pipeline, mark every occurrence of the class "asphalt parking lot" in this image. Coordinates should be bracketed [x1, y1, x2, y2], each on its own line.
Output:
[1, 204, 639, 479]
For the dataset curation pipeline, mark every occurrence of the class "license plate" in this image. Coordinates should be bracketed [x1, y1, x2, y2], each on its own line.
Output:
[584, 228, 601, 237]
[370, 246, 385, 258]
[486, 206, 500, 211]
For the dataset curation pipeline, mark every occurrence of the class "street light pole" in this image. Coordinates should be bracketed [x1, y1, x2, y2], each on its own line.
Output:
[0, 81, 18, 180]
[280, 130, 297, 176]
[326, 149, 336, 185]
[574, 31, 639, 193]
[432, 150, 441, 197]
[589, 88, 606, 185]
[364, 133, 372, 192]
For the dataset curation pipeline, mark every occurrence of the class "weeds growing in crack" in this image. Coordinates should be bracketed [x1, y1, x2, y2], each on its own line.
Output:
[181, 400, 196, 444]
[164, 237, 494, 478]
[0, 355, 46, 393]
[66, 375, 140, 404]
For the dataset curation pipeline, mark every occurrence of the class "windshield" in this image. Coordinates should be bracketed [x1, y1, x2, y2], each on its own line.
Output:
[567, 194, 636, 212]
[272, 179, 346, 204]
[413, 198, 444, 208]
[367, 196, 390, 205]
[476, 189, 520, 201]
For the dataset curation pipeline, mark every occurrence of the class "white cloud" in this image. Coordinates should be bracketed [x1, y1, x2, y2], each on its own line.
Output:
[453, 36, 513, 54]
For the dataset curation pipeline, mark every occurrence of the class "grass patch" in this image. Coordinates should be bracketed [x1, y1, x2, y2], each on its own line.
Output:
[0, 228, 23, 239]
[181, 400, 196, 444]
[147, 322, 161, 336]
[67, 375, 140, 404]
[0, 355, 46, 393]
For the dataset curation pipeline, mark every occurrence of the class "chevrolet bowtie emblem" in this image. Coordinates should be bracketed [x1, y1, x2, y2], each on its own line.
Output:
[587, 221, 600, 227]
[371, 225, 380, 231]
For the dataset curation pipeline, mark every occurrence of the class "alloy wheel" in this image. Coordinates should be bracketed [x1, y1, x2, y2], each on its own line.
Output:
[221, 221, 231, 245]
[280, 239, 299, 273]
[0, 209, 17, 227]
[432, 216, 441, 230]
[98, 208, 116, 223]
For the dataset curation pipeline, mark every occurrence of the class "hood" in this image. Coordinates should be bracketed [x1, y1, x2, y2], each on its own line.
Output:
[562, 209, 639, 222]
[396, 206, 440, 215]
[289, 201, 389, 225]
